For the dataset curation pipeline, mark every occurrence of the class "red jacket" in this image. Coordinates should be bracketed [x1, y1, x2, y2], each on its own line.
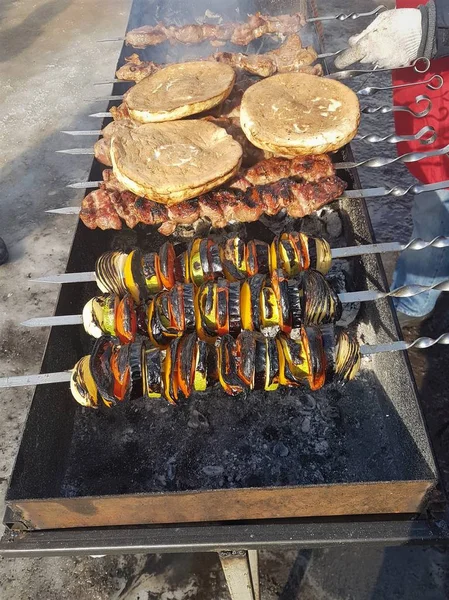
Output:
[393, 0, 449, 183]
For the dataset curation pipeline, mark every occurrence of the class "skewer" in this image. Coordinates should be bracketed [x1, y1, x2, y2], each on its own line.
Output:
[56, 143, 449, 170]
[46, 180, 449, 211]
[306, 5, 386, 22]
[328, 58, 430, 81]
[332, 142, 449, 170]
[86, 96, 433, 119]
[19, 278, 449, 329]
[30, 236, 449, 287]
[97, 6, 388, 42]
[2, 331, 448, 390]
[354, 126, 437, 145]
[357, 75, 443, 97]
[96, 58, 432, 100]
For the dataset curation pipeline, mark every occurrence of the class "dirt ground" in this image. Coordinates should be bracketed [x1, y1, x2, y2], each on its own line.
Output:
[1, 0, 449, 598]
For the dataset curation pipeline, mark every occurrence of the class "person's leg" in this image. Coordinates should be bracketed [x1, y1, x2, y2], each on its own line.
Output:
[0, 238, 7, 266]
[391, 189, 449, 317]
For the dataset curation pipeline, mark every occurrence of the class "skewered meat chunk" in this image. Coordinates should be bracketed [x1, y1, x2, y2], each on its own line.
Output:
[80, 175, 346, 233]
[79, 190, 123, 230]
[214, 35, 317, 77]
[116, 36, 320, 82]
[125, 13, 306, 49]
[116, 54, 161, 82]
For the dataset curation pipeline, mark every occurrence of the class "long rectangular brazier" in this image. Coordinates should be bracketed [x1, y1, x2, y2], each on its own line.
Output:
[3, 0, 437, 530]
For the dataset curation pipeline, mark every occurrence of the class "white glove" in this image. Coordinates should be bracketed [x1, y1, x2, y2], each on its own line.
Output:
[334, 9, 423, 70]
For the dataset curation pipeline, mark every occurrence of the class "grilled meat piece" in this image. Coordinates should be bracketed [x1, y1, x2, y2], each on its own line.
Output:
[80, 176, 346, 233]
[125, 13, 305, 49]
[93, 138, 112, 167]
[214, 35, 317, 77]
[116, 54, 161, 82]
[116, 36, 319, 83]
[110, 103, 131, 121]
[80, 190, 122, 230]
[237, 155, 335, 187]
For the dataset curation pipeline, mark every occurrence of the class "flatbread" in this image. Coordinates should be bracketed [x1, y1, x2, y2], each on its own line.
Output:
[111, 120, 242, 204]
[240, 73, 360, 156]
[124, 61, 236, 123]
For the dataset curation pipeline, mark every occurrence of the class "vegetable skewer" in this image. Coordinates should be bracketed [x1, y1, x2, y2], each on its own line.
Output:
[2, 328, 448, 407]
[22, 274, 449, 337]
[31, 233, 449, 290]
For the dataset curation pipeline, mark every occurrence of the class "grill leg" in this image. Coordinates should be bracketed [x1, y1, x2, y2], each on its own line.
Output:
[219, 550, 260, 600]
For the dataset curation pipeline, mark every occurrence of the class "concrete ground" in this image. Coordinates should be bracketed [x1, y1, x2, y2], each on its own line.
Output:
[1, 0, 449, 598]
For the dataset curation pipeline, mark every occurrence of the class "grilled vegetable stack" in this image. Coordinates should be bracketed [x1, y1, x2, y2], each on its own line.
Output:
[95, 232, 333, 299]
[70, 325, 361, 408]
[83, 269, 342, 345]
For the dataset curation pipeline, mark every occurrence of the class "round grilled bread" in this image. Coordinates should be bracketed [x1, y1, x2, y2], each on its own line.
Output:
[110, 120, 243, 204]
[240, 73, 360, 156]
[124, 61, 236, 123]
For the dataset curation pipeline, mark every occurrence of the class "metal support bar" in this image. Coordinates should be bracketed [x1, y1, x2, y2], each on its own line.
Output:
[2, 519, 449, 558]
[219, 550, 260, 600]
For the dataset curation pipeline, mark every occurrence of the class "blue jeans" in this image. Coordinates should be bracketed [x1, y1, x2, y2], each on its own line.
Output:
[391, 189, 449, 317]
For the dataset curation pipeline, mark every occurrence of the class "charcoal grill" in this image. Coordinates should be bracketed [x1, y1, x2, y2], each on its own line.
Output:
[1, 0, 448, 577]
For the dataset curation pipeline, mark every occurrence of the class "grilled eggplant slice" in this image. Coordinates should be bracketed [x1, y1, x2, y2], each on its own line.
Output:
[96, 251, 128, 297]
[142, 340, 162, 398]
[221, 236, 246, 281]
[216, 278, 230, 336]
[287, 279, 303, 329]
[265, 337, 280, 391]
[207, 240, 223, 278]
[300, 269, 342, 325]
[271, 270, 292, 333]
[142, 252, 162, 295]
[218, 334, 244, 395]
[71, 356, 99, 408]
[195, 338, 210, 391]
[195, 281, 218, 341]
[90, 336, 121, 406]
[228, 281, 241, 334]
[236, 330, 256, 387]
[305, 325, 326, 390]
[253, 333, 268, 391]
[335, 330, 361, 383]
[183, 283, 195, 331]
[320, 323, 337, 383]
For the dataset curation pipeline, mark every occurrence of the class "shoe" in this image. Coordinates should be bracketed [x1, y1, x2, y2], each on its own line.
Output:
[0, 238, 8, 266]
[396, 309, 433, 328]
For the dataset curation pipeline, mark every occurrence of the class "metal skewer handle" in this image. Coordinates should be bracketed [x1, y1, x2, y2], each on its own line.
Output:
[340, 278, 449, 303]
[307, 5, 386, 22]
[358, 75, 443, 97]
[354, 126, 437, 145]
[334, 141, 449, 170]
[361, 94, 432, 118]
[360, 333, 449, 355]
[329, 57, 430, 80]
